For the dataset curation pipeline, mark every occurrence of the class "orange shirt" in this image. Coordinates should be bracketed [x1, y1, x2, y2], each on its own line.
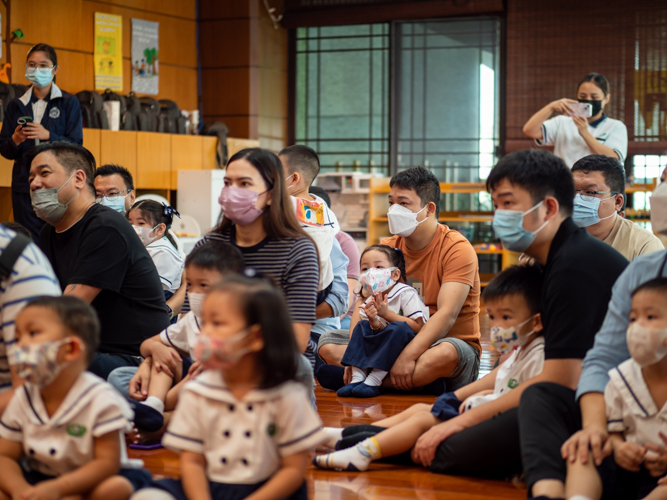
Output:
[382, 224, 481, 355]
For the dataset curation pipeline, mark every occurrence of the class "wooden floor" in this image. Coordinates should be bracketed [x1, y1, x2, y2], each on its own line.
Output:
[130, 311, 528, 499]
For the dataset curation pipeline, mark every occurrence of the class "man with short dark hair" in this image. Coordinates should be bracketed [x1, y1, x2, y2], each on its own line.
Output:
[440, 149, 627, 495]
[93, 164, 136, 214]
[572, 154, 662, 261]
[28, 141, 170, 379]
[317, 166, 482, 394]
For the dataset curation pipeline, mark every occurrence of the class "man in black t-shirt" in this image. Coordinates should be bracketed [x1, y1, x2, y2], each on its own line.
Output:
[411, 150, 628, 489]
[28, 142, 169, 379]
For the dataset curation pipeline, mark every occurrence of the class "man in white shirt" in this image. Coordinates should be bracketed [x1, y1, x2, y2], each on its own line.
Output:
[571, 155, 663, 261]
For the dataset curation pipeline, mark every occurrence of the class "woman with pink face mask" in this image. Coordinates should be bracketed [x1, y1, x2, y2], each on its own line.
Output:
[186, 148, 319, 359]
[336, 244, 429, 398]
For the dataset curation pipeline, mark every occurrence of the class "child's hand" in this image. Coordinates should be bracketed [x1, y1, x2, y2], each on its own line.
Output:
[645, 433, 667, 477]
[152, 343, 182, 378]
[128, 361, 151, 401]
[20, 481, 60, 500]
[184, 361, 204, 382]
[613, 440, 645, 472]
[374, 292, 389, 318]
[364, 298, 378, 320]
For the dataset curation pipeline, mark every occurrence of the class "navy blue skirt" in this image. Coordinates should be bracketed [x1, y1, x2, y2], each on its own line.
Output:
[151, 477, 308, 500]
[341, 321, 415, 372]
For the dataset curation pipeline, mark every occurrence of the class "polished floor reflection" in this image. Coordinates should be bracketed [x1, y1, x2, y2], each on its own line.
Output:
[132, 311, 527, 498]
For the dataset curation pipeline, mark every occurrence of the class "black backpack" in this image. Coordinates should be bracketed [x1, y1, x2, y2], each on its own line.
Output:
[202, 121, 230, 168]
[76, 90, 108, 129]
[138, 96, 160, 132]
[0, 231, 31, 282]
[0, 83, 14, 123]
[158, 100, 186, 134]
[124, 92, 142, 131]
[101, 89, 134, 131]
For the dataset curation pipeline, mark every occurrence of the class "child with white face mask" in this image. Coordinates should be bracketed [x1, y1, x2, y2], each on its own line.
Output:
[565, 278, 667, 500]
[314, 263, 545, 472]
[127, 200, 184, 300]
[337, 244, 429, 398]
[110, 242, 244, 439]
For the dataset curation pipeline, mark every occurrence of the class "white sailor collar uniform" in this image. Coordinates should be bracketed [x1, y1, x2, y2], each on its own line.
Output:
[0, 372, 133, 477]
[162, 370, 325, 484]
[605, 358, 667, 451]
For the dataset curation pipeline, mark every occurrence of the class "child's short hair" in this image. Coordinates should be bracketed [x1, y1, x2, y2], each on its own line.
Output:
[24, 296, 100, 364]
[482, 263, 543, 315]
[631, 277, 667, 298]
[209, 274, 298, 389]
[360, 244, 407, 283]
[185, 241, 245, 275]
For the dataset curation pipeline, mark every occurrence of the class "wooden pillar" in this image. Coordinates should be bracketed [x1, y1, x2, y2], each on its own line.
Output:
[199, 0, 288, 152]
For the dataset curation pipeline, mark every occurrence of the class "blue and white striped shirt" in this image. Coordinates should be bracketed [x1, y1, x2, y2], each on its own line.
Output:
[0, 226, 61, 391]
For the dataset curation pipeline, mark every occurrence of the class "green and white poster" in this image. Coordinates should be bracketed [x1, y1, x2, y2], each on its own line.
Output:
[131, 19, 159, 95]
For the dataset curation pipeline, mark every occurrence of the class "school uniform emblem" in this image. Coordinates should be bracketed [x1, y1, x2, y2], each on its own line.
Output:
[67, 423, 86, 437]
[267, 423, 277, 436]
[49, 108, 60, 119]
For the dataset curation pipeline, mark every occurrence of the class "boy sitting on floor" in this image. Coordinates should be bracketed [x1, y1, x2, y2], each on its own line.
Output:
[0, 296, 150, 500]
[314, 263, 545, 471]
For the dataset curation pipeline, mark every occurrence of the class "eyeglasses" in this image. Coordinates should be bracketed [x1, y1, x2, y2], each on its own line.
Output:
[575, 190, 618, 202]
[25, 63, 55, 70]
[95, 189, 132, 202]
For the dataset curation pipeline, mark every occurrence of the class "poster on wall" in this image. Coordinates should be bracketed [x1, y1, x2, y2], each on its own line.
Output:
[131, 19, 159, 95]
[94, 13, 123, 91]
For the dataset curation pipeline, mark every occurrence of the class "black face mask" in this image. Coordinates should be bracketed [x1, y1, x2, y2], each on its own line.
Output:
[578, 98, 603, 117]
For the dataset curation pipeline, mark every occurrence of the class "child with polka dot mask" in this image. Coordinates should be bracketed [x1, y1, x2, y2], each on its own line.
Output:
[132, 274, 324, 500]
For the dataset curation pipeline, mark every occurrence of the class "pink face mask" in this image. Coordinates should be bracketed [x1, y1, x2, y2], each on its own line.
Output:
[193, 331, 251, 369]
[218, 186, 265, 226]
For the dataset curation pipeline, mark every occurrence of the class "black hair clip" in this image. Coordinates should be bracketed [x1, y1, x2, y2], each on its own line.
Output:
[162, 203, 181, 219]
[393, 247, 403, 254]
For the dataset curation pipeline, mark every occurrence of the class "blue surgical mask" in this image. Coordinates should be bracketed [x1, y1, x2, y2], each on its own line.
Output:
[25, 67, 54, 89]
[492, 201, 548, 253]
[97, 195, 127, 214]
[573, 194, 615, 228]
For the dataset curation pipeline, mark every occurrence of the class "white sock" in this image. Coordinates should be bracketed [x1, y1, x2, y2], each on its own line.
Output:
[314, 437, 382, 471]
[350, 366, 367, 384]
[363, 369, 388, 386]
[569, 496, 593, 500]
[142, 396, 165, 415]
[322, 427, 344, 448]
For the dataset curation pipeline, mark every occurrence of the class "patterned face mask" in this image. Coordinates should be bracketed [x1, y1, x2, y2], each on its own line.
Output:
[489, 316, 535, 355]
[356, 267, 398, 295]
[193, 331, 251, 369]
[10, 338, 74, 387]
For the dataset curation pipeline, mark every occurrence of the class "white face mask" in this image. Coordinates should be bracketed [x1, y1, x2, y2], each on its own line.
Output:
[188, 292, 206, 320]
[626, 322, 667, 367]
[387, 204, 428, 237]
[132, 224, 160, 246]
[650, 182, 667, 235]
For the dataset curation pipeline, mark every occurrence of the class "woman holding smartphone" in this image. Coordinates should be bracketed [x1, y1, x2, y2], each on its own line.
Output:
[0, 43, 83, 239]
[522, 72, 627, 168]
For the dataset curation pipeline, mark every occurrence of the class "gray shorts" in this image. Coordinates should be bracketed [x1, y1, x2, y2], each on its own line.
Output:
[317, 329, 480, 391]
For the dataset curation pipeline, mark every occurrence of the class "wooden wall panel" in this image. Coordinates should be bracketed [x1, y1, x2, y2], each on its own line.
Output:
[202, 136, 218, 170]
[0, 188, 12, 221]
[100, 130, 137, 180]
[83, 128, 101, 168]
[6, 0, 198, 111]
[0, 156, 12, 187]
[171, 135, 203, 189]
[137, 132, 171, 189]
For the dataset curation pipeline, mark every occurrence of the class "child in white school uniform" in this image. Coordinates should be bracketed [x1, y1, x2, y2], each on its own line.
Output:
[337, 244, 429, 398]
[131, 273, 325, 500]
[123, 241, 245, 434]
[0, 296, 151, 500]
[128, 200, 184, 300]
[565, 278, 667, 500]
[314, 264, 545, 471]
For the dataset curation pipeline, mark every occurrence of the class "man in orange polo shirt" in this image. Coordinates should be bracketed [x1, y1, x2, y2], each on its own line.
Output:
[317, 167, 481, 392]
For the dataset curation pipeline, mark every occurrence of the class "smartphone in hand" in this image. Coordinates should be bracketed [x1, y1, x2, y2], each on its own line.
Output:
[17, 116, 34, 126]
[568, 103, 592, 118]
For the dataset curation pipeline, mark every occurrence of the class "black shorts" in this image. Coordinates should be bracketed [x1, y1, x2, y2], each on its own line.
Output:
[150, 477, 308, 500]
[23, 466, 152, 492]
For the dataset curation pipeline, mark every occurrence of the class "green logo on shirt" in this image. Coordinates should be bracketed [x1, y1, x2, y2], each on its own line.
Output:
[267, 423, 277, 436]
[507, 379, 519, 389]
[67, 424, 86, 437]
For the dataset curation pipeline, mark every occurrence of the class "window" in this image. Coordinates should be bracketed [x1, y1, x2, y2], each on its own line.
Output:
[294, 25, 390, 174]
[293, 18, 501, 182]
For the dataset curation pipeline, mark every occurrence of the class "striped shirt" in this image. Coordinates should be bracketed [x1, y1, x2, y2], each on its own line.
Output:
[0, 226, 61, 391]
[196, 228, 319, 324]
